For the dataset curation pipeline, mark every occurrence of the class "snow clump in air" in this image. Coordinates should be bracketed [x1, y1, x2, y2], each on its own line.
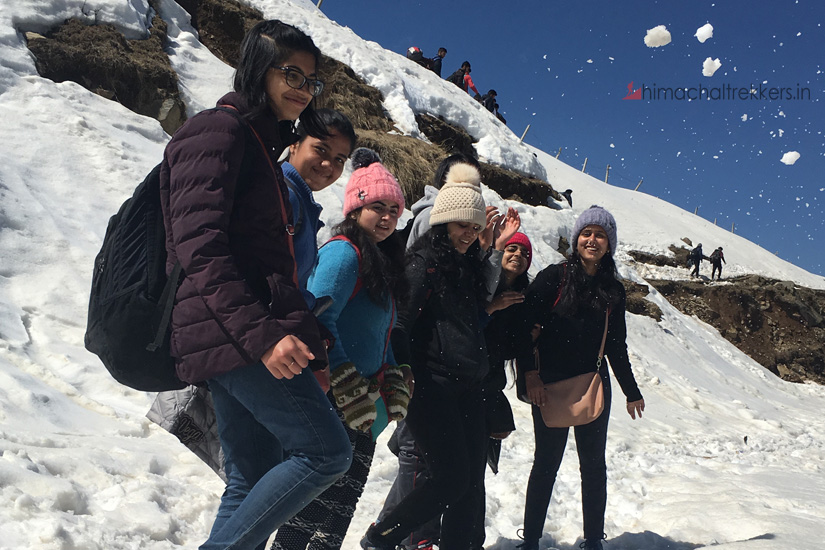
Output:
[695, 23, 714, 43]
[780, 151, 801, 165]
[644, 25, 672, 47]
[702, 57, 722, 76]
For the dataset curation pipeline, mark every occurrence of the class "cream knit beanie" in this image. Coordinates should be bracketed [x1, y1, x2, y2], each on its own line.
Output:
[428, 163, 486, 227]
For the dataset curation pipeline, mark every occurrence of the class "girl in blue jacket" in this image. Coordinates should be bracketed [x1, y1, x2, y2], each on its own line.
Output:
[272, 149, 411, 550]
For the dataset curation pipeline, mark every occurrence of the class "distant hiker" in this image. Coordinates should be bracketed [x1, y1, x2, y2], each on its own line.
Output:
[494, 104, 507, 124]
[159, 20, 352, 550]
[688, 243, 708, 278]
[447, 61, 480, 96]
[481, 89, 497, 112]
[561, 189, 573, 207]
[430, 47, 447, 77]
[710, 247, 726, 280]
[446, 61, 469, 88]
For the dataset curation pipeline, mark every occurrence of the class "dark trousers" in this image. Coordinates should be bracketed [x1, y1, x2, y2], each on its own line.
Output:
[272, 420, 376, 550]
[377, 421, 441, 549]
[372, 375, 487, 550]
[522, 374, 612, 543]
[711, 261, 723, 280]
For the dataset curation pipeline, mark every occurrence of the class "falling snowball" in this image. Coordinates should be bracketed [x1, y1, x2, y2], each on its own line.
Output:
[780, 151, 800, 165]
[644, 25, 672, 47]
[741, 114, 748, 121]
[695, 23, 714, 43]
[702, 57, 722, 77]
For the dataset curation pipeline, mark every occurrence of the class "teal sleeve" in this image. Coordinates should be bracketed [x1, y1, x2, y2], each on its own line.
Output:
[307, 240, 359, 369]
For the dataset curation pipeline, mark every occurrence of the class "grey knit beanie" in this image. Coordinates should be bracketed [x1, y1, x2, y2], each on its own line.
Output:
[428, 163, 486, 228]
[571, 205, 618, 254]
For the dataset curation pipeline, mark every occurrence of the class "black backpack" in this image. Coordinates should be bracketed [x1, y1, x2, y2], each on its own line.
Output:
[407, 46, 424, 63]
[447, 69, 465, 88]
[84, 106, 249, 391]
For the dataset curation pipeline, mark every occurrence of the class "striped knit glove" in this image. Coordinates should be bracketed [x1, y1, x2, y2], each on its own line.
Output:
[380, 364, 411, 421]
[330, 362, 376, 432]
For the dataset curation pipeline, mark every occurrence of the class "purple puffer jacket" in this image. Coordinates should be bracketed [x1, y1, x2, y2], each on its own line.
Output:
[159, 92, 329, 384]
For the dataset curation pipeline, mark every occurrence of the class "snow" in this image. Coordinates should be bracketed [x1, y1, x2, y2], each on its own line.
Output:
[702, 57, 722, 77]
[644, 25, 672, 48]
[780, 151, 801, 165]
[1, 1, 825, 549]
[695, 23, 714, 43]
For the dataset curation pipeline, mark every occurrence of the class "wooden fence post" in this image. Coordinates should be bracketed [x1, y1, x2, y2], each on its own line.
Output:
[520, 124, 531, 142]
[582, 158, 588, 172]
[634, 179, 643, 191]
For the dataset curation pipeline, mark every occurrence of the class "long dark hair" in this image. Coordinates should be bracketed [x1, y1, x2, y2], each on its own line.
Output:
[233, 20, 328, 137]
[554, 249, 622, 317]
[332, 217, 408, 306]
[497, 268, 530, 295]
[409, 224, 488, 302]
[296, 108, 357, 153]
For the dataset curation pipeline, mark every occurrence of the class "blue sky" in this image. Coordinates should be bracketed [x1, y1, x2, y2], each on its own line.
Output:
[319, 0, 824, 276]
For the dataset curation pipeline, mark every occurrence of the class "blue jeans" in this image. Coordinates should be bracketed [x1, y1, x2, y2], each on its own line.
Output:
[200, 362, 352, 550]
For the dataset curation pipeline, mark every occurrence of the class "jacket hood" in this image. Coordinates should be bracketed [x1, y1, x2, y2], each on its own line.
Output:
[410, 185, 439, 216]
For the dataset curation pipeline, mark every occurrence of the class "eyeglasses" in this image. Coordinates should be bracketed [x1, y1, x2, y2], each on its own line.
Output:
[273, 66, 325, 97]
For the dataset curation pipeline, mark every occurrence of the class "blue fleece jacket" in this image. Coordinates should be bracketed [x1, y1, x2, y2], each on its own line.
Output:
[308, 238, 397, 439]
[283, 162, 325, 308]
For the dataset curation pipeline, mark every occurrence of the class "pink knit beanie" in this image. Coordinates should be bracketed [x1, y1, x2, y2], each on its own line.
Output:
[343, 148, 405, 216]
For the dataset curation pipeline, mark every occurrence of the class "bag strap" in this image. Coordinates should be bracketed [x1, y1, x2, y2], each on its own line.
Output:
[147, 261, 183, 352]
[149, 106, 298, 351]
[552, 262, 568, 308]
[218, 104, 300, 288]
[595, 308, 610, 369]
[281, 176, 304, 236]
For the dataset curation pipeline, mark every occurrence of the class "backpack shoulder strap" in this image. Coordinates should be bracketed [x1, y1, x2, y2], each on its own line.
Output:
[323, 235, 362, 301]
[215, 104, 300, 288]
[281, 176, 304, 237]
[552, 262, 567, 308]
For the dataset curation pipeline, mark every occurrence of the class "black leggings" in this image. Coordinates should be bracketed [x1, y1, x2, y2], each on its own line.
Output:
[272, 421, 375, 550]
[371, 375, 487, 550]
[522, 374, 612, 542]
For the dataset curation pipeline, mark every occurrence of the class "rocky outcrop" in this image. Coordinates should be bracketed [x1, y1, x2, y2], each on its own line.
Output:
[623, 281, 663, 322]
[648, 276, 825, 384]
[25, 17, 186, 135]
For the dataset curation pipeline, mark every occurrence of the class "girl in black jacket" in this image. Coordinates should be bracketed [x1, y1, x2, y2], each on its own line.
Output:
[516, 206, 645, 550]
[362, 163, 491, 550]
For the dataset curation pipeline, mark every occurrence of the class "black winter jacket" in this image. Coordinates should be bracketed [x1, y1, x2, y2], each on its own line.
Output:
[392, 247, 489, 387]
[514, 263, 643, 402]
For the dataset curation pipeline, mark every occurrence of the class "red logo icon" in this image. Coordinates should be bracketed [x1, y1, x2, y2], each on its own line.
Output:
[623, 81, 641, 100]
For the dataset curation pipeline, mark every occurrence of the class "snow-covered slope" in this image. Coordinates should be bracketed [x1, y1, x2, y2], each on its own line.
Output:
[1, 1, 823, 549]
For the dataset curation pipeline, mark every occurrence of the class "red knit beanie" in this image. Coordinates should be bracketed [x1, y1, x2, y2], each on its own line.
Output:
[506, 232, 533, 270]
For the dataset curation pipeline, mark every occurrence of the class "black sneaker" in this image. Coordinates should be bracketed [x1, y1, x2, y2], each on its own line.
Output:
[360, 527, 397, 550]
[579, 540, 603, 550]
